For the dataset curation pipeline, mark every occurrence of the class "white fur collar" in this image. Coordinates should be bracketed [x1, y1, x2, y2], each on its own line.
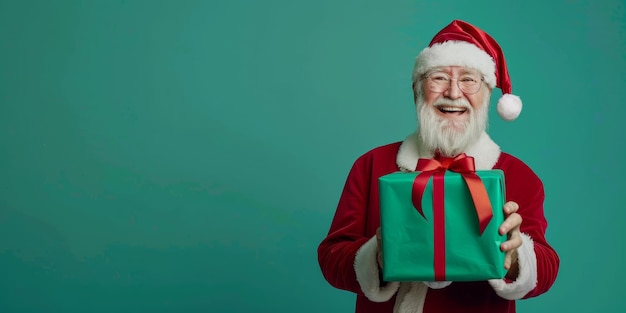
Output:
[396, 131, 501, 171]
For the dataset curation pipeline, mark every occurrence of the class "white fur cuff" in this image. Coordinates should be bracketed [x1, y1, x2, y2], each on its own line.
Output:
[354, 235, 400, 302]
[488, 233, 538, 300]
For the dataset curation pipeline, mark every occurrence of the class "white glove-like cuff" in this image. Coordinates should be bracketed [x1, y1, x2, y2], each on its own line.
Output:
[354, 235, 400, 302]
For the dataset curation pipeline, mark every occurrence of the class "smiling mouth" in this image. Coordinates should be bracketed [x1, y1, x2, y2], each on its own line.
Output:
[436, 106, 468, 114]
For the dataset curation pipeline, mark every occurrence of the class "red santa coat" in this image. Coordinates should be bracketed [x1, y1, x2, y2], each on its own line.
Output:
[318, 132, 559, 313]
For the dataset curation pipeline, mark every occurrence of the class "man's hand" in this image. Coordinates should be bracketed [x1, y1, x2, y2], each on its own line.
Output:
[499, 201, 522, 278]
[376, 227, 383, 269]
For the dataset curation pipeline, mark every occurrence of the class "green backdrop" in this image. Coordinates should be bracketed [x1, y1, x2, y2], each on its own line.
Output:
[1, 0, 624, 312]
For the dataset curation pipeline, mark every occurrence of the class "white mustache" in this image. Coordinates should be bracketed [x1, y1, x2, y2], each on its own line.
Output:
[432, 98, 471, 110]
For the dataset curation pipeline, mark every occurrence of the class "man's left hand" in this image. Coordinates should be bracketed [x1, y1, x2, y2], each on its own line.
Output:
[499, 201, 522, 277]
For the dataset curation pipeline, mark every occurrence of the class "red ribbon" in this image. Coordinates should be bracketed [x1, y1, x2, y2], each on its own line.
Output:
[411, 153, 493, 280]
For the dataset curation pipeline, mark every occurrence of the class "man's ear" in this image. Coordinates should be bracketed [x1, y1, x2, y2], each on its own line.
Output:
[412, 82, 418, 103]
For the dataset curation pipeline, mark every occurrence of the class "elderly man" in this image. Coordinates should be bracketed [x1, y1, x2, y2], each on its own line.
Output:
[317, 20, 560, 313]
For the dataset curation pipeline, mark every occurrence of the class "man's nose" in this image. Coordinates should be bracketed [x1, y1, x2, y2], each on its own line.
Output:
[444, 79, 463, 99]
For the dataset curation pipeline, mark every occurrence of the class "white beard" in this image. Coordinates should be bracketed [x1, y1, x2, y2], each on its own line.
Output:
[416, 94, 489, 157]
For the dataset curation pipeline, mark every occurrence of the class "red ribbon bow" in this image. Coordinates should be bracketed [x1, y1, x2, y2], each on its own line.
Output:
[411, 153, 494, 281]
[412, 153, 493, 233]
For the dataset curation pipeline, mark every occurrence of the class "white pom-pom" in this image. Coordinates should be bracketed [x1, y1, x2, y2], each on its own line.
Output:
[496, 94, 522, 121]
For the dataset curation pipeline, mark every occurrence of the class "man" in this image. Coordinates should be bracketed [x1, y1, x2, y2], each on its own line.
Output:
[317, 20, 560, 313]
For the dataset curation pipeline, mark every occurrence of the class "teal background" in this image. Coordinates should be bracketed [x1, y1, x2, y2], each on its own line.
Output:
[0, 0, 624, 312]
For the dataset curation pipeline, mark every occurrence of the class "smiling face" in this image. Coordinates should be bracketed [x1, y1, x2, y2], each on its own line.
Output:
[414, 66, 492, 157]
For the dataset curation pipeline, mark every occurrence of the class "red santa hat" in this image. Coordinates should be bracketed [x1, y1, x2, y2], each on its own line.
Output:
[413, 20, 522, 121]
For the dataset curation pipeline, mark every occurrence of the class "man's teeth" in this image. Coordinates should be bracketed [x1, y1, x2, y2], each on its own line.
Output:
[438, 106, 466, 112]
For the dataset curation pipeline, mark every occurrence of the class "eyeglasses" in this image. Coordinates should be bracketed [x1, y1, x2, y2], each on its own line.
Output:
[422, 71, 485, 95]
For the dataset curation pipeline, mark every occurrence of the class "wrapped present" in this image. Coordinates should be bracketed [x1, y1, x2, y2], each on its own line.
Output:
[379, 154, 507, 282]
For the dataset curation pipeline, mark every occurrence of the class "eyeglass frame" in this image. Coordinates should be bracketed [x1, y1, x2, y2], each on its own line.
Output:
[420, 70, 486, 95]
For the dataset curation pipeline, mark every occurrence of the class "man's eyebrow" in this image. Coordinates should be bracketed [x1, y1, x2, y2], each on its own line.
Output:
[459, 68, 481, 75]
[426, 68, 451, 75]
[428, 67, 481, 75]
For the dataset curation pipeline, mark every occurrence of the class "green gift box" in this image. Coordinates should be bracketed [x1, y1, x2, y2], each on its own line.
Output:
[379, 168, 507, 282]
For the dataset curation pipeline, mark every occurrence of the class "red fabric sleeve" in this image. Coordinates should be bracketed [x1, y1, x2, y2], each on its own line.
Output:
[317, 153, 373, 294]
